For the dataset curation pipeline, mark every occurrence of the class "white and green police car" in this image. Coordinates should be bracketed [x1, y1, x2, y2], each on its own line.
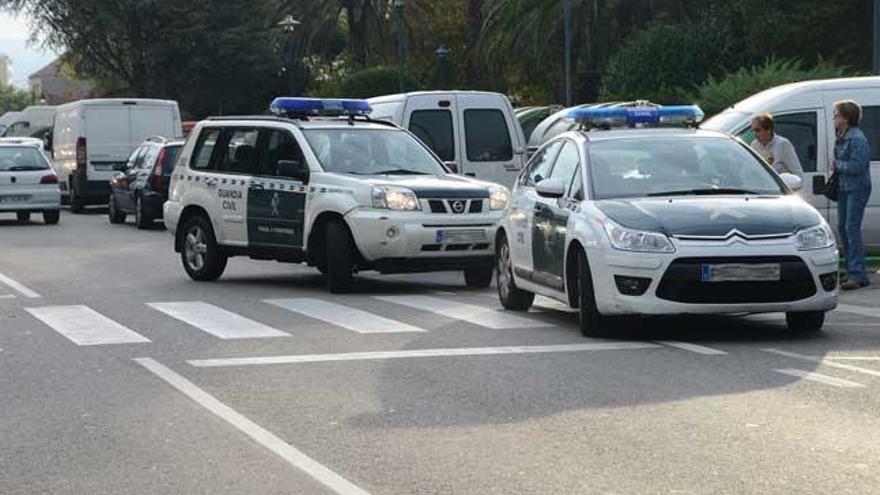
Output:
[163, 98, 509, 292]
[496, 105, 839, 336]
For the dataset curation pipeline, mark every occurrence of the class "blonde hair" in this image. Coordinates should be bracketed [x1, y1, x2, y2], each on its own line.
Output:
[833, 100, 862, 127]
[750, 113, 774, 130]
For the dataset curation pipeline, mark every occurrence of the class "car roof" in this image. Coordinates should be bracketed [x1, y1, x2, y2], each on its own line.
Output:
[560, 126, 731, 143]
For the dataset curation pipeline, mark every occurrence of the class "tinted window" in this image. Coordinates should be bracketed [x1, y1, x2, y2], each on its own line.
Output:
[523, 140, 563, 186]
[191, 128, 221, 170]
[409, 110, 454, 161]
[859, 106, 880, 161]
[0, 146, 50, 171]
[464, 109, 513, 161]
[218, 128, 259, 174]
[140, 146, 159, 169]
[548, 140, 580, 191]
[163, 145, 182, 175]
[258, 130, 304, 176]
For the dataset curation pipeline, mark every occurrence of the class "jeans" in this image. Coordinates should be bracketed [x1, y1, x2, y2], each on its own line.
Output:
[837, 188, 871, 283]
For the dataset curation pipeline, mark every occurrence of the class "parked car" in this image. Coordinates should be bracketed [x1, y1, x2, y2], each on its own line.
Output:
[0, 142, 61, 224]
[1, 106, 56, 138]
[51, 98, 183, 213]
[109, 136, 183, 229]
[702, 76, 880, 254]
[368, 91, 528, 187]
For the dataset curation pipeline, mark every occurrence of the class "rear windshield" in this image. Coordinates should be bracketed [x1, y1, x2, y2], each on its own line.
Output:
[163, 145, 182, 174]
[0, 147, 50, 171]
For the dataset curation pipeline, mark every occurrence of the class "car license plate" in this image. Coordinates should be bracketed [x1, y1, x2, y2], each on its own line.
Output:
[0, 195, 29, 204]
[701, 263, 781, 282]
[436, 229, 487, 244]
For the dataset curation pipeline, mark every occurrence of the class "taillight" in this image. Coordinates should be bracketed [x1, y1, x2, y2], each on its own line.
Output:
[40, 174, 58, 184]
[75, 137, 87, 174]
[152, 147, 166, 189]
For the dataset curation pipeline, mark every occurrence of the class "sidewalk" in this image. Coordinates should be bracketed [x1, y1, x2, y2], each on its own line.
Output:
[838, 270, 880, 306]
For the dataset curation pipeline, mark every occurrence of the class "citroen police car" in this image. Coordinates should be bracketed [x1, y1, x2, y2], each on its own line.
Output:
[495, 105, 838, 336]
[163, 98, 509, 292]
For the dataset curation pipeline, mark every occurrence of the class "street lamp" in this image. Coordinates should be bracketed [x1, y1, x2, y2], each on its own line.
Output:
[394, 0, 406, 92]
[435, 45, 450, 89]
[278, 15, 301, 96]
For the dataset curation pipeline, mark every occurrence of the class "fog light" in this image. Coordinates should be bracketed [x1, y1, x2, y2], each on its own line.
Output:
[614, 275, 652, 296]
[386, 226, 400, 238]
[819, 272, 838, 291]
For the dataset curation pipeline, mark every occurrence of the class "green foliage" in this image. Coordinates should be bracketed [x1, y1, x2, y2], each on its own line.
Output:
[0, 85, 35, 114]
[691, 58, 851, 117]
[600, 16, 748, 103]
[309, 66, 419, 98]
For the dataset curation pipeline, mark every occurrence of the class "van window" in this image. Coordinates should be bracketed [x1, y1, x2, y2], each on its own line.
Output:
[464, 109, 513, 162]
[409, 110, 454, 161]
[773, 112, 817, 173]
[218, 128, 260, 174]
[858, 106, 880, 160]
[258, 130, 304, 176]
[191, 128, 221, 170]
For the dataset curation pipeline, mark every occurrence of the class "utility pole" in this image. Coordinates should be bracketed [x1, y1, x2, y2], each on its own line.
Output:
[563, 0, 572, 106]
[874, 0, 880, 73]
[395, 0, 406, 92]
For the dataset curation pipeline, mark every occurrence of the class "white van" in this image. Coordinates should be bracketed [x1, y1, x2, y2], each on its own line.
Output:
[1, 106, 56, 138]
[368, 91, 527, 187]
[51, 98, 183, 212]
[0, 111, 23, 135]
[702, 77, 880, 254]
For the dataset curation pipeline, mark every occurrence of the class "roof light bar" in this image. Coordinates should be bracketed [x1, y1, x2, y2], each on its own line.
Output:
[567, 104, 704, 128]
[269, 97, 373, 117]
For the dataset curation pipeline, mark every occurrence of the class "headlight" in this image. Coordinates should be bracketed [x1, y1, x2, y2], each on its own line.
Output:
[796, 223, 835, 251]
[489, 186, 510, 210]
[603, 219, 675, 253]
[371, 186, 420, 211]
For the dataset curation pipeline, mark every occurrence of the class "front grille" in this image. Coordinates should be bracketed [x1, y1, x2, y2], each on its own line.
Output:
[656, 256, 816, 303]
[425, 198, 483, 214]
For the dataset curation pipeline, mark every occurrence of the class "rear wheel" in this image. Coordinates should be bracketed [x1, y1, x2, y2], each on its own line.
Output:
[108, 195, 126, 224]
[16, 211, 31, 223]
[496, 235, 534, 311]
[43, 210, 60, 225]
[325, 220, 356, 293]
[576, 248, 611, 338]
[180, 215, 227, 281]
[69, 183, 84, 213]
[464, 265, 493, 288]
[135, 196, 152, 229]
[786, 311, 825, 333]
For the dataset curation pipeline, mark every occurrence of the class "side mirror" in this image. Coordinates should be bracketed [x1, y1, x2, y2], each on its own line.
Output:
[535, 177, 566, 198]
[278, 159, 309, 184]
[443, 161, 458, 174]
[780, 173, 803, 191]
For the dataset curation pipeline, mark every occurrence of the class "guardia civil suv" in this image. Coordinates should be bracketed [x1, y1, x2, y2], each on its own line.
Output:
[496, 105, 838, 337]
[164, 98, 509, 292]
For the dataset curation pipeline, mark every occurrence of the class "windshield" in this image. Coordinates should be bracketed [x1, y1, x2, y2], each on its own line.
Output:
[0, 146, 50, 171]
[302, 128, 446, 175]
[588, 136, 784, 200]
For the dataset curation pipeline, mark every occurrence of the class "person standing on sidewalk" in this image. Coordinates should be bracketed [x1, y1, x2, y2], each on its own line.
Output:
[833, 100, 872, 290]
[750, 113, 804, 178]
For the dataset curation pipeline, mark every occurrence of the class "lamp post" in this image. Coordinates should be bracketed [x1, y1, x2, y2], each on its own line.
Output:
[278, 15, 301, 96]
[394, 0, 406, 92]
[563, 0, 572, 106]
[435, 45, 450, 89]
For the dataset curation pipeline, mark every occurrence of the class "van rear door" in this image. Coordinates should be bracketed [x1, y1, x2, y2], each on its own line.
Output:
[84, 105, 131, 181]
[456, 93, 524, 187]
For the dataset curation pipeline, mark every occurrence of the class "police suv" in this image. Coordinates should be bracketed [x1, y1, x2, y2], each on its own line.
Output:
[164, 98, 509, 292]
[496, 105, 839, 337]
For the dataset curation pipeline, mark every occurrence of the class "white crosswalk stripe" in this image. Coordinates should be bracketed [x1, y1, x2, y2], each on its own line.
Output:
[265, 298, 425, 333]
[25, 305, 151, 346]
[148, 302, 289, 339]
[373, 295, 550, 329]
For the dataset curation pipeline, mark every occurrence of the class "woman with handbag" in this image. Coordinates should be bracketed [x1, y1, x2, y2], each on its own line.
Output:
[832, 100, 872, 290]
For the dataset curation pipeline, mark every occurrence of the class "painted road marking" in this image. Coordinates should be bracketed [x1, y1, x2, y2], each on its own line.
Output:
[763, 348, 880, 378]
[0, 273, 40, 298]
[25, 306, 150, 345]
[657, 341, 728, 355]
[774, 368, 865, 388]
[373, 295, 551, 329]
[826, 356, 880, 361]
[147, 302, 289, 339]
[265, 298, 425, 334]
[0, 294, 15, 299]
[188, 342, 660, 368]
[135, 358, 370, 495]
[836, 304, 880, 319]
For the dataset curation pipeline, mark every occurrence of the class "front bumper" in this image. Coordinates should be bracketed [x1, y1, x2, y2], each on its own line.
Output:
[345, 207, 502, 265]
[587, 239, 839, 316]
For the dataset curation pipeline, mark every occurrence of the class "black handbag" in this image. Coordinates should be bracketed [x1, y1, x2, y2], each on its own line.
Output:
[823, 171, 839, 202]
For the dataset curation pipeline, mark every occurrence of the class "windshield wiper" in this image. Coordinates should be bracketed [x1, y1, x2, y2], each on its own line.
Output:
[372, 168, 429, 175]
[647, 187, 761, 197]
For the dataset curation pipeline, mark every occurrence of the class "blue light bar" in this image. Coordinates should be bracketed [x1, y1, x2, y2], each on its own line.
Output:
[270, 97, 373, 117]
[567, 104, 704, 127]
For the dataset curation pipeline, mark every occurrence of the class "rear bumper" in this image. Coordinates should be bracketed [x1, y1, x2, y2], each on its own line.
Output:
[141, 191, 166, 218]
[0, 187, 61, 211]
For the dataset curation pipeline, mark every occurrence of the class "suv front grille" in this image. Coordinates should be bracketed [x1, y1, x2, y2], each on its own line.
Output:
[426, 199, 484, 214]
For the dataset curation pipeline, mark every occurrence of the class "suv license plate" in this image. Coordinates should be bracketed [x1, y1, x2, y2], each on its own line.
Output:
[701, 263, 781, 282]
[0, 195, 29, 204]
[436, 229, 487, 244]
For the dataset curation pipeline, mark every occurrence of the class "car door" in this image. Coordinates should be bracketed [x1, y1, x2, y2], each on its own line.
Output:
[508, 139, 564, 279]
[405, 97, 459, 172]
[247, 128, 309, 251]
[457, 95, 522, 186]
[532, 139, 581, 290]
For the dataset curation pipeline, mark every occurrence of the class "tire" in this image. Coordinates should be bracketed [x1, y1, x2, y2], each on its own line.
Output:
[180, 214, 227, 281]
[16, 211, 31, 223]
[496, 235, 534, 311]
[135, 196, 152, 229]
[786, 311, 825, 333]
[108, 196, 126, 224]
[576, 248, 611, 338]
[464, 265, 493, 288]
[69, 183, 84, 213]
[325, 220, 356, 293]
[43, 210, 60, 225]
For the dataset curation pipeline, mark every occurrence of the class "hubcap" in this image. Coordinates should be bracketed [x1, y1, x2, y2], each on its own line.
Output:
[184, 225, 208, 271]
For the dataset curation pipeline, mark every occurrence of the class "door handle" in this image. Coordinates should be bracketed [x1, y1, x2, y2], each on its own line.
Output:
[465, 172, 476, 177]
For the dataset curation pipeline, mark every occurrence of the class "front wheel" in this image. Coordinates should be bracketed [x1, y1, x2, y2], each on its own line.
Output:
[180, 215, 227, 281]
[16, 211, 31, 223]
[496, 235, 534, 311]
[43, 210, 60, 225]
[576, 248, 611, 338]
[464, 265, 493, 288]
[786, 311, 825, 333]
[325, 220, 356, 293]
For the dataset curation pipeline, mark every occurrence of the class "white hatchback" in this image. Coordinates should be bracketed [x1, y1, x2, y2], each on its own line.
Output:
[0, 142, 62, 224]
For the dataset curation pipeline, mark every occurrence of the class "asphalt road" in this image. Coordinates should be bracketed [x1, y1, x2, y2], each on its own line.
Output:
[1, 208, 879, 495]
